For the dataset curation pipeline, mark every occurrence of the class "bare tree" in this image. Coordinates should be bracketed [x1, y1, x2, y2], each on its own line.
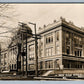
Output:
[0, 4, 16, 25]
[0, 4, 10, 17]
[0, 4, 17, 49]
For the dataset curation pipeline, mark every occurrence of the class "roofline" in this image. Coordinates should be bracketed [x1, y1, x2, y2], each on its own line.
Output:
[38, 18, 84, 34]
[62, 20, 84, 34]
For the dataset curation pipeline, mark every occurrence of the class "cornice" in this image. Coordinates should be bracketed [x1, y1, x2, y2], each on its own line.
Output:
[38, 17, 84, 34]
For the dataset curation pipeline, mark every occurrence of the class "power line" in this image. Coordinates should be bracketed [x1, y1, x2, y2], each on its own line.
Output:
[0, 25, 18, 29]
[0, 28, 18, 35]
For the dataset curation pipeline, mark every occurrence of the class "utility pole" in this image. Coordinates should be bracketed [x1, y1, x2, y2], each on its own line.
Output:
[28, 22, 38, 77]
[18, 22, 32, 77]
[25, 32, 28, 76]
[19, 22, 28, 76]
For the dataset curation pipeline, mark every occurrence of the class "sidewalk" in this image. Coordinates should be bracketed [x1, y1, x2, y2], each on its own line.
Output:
[34, 76, 84, 81]
[0, 75, 34, 80]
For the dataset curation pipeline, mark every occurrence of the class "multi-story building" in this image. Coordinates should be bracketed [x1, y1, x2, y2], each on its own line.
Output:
[0, 17, 84, 74]
[28, 17, 84, 71]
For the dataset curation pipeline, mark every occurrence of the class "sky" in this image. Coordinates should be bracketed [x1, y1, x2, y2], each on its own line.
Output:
[12, 4, 84, 27]
[1, 3, 84, 48]
[13, 4, 84, 32]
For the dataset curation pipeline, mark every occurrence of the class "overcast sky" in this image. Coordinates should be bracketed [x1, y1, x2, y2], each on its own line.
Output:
[1, 4, 84, 48]
[13, 4, 84, 29]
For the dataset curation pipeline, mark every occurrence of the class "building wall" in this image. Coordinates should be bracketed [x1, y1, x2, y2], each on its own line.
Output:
[0, 50, 9, 71]
[8, 46, 18, 71]
[28, 20, 84, 71]
[62, 24, 84, 69]
[28, 26, 63, 71]
[62, 28, 84, 57]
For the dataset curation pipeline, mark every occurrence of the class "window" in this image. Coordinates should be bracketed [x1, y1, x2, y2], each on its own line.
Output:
[29, 64, 34, 70]
[12, 64, 13, 70]
[4, 53, 7, 58]
[66, 32, 70, 45]
[40, 62, 43, 69]
[45, 60, 53, 69]
[67, 48, 70, 55]
[40, 38, 43, 56]
[56, 31, 59, 41]
[46, 47, 53, 56]
[1, 55, 3, 58]
[29, 53, 34, 60]
[49, 37, 50, 43]
[46, 35, 53, 44]
[75, 51, 77, 56]
[29, 45, 34, 51]
[29, 45, 34, 60]
[80, 51, 82, 57]
[14, 64, 16, 69]
[74, 35, 82, 46]
[57, 32, 59, 41]
[66, 32, 69, 40]
[74, 49, 82, 57]
[50, 36, 53, 42]
[4, 62, 6, 65]
[78, 51, 79, 56]
[46, 38, 48, 43]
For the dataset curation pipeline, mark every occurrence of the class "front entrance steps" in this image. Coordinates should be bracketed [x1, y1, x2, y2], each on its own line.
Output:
[42, 70, 53, 76]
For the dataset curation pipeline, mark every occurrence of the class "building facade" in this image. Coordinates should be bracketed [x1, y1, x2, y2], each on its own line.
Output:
[0, 49, 9, 72]
[0, 17, 84, 73]
[28, 17, 84, 71]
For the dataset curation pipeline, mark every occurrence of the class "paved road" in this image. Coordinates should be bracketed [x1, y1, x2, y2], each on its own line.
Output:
[0, 74, 84, 80]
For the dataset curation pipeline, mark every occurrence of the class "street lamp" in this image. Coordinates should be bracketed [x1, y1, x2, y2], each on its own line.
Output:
[28, 22, 38, 77]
